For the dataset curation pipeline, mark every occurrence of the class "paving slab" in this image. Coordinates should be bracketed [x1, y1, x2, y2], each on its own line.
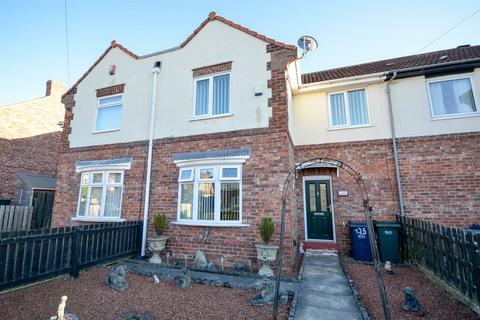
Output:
[294, 254, 363, 320]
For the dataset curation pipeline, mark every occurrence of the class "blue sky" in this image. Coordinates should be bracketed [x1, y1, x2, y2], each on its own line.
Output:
[0, 0, 479, 105]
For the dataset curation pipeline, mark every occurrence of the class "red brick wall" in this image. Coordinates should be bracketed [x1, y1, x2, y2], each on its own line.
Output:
[192, 61, 232, 77]
[294, 132, 480, 255]
[398, 132, 480, 227]
[295, 139, 399, 255]
[52, 130, 297, 271]
[51, 141, 148, 226]
[0, 132, 61, 201]
[52, 45, 299, 273]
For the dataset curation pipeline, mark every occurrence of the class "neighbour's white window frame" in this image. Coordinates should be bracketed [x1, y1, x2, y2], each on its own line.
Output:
[76, 170, 124, 219]
[192, 71, 232, 118]
[94, 93, 123, 133]
[176, 164, 242, 226]
[426, 74, 479, 120]
[327, 88, 371, 129]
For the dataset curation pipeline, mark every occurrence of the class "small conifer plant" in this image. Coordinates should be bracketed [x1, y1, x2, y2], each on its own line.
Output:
[153, 213, 167, 236]
[259, 216, 275, 243]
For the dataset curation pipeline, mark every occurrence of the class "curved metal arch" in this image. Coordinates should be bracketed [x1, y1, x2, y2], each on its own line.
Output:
[272, 157, 391, 320]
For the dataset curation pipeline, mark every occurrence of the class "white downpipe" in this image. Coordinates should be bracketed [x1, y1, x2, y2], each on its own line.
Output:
[141, 64, 160, 256]
[385, 71, 405, 216]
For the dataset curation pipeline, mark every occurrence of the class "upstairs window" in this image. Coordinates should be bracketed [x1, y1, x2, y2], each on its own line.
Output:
[427, 76, 477, 118]
[96, 94, 122, 132]
[194, 73, 230, 117]
[328, 89, 369, 128]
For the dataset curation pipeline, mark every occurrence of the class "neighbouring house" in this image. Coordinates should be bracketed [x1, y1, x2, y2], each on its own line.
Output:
[0, 80, 65, 228]
[51, 11, 479, 272]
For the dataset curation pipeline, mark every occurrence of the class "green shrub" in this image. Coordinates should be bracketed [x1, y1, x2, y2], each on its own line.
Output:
[153, 213, 167, 236]
[259, 216, 275, 243]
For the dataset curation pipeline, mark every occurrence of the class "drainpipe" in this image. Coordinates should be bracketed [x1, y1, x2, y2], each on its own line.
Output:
[141, 61, 161, 257]
[385, 71, 405, 216]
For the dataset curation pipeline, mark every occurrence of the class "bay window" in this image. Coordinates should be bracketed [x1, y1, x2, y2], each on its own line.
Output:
[77, 171, 124, 219]
[177, 165, 241, 225]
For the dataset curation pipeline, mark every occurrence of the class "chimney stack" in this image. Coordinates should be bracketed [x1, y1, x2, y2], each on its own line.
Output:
[45, 80, 66, 97]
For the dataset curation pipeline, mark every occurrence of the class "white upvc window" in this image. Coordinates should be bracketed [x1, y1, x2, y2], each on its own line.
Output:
[426, 75, 478, 118]
[95, 94, 123, 132]
[76, 171, 124, 219]
[177, 165, 242, 225]
[327, 88, 370, 128]
[193, 72, 231, 117]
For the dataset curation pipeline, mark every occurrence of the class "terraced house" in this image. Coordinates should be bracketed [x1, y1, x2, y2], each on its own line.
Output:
[52, 12, 480, 272]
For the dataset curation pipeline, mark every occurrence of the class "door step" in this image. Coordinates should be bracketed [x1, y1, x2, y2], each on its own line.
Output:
[303, 241, 339, 251]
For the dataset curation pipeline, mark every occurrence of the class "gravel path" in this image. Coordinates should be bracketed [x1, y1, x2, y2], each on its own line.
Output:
[344, 261, 479, 320]
[0, 267, 290, 320]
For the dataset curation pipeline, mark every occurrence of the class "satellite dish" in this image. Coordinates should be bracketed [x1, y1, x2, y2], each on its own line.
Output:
[297, 35, 318, 52]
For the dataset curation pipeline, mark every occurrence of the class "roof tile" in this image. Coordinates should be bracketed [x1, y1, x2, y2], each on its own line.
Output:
[302, 45, 480, 84]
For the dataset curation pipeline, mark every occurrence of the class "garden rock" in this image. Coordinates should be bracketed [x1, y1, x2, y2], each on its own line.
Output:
[106, 265, 129, 291]
[175, 268, 192, 288]
[234, 262, 245, 272]
[403, 287, 421, 313]
[250, 278, 288, 306]
[194, 250, 208, 268]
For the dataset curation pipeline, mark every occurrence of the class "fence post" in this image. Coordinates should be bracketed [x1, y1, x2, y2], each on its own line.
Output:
[70, 226, 82, 278]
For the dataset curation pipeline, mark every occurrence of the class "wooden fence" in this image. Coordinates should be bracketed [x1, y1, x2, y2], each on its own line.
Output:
[0, 206, 33, 232]
[398, 216, 480, 308]
[0, 220, 142, 290]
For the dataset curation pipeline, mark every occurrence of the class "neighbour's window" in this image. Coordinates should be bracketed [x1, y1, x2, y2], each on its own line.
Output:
[177, 165, 241, 224]
[96, 94, 123, 131]
[328, 89, 369, 128]
[77, 171, 124, 218]
[427, 77, 477, 117]
[194, 73, 230, 117]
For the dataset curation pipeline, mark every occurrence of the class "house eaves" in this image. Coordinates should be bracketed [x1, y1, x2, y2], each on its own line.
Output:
[63, 12, 295, 99]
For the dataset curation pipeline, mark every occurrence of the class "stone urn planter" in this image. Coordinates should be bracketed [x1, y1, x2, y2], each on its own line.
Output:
[147, 213, 168, 264]
[255, 243, 279, 277]
[148, 236, 168, 264]
[256, 216, 278, 277]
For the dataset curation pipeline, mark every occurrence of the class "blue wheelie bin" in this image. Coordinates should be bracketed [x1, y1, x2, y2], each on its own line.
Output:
[348, 221, 373, 262]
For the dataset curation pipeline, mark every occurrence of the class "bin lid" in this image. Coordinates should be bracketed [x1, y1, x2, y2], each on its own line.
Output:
[465, 228, 480, 233]
[374, 221, 400, 228]
[348, 220, 367, 227]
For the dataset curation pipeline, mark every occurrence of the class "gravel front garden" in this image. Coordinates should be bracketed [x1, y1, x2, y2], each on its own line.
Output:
[0, 267, 291, 320]
[343, 261, 479, 320]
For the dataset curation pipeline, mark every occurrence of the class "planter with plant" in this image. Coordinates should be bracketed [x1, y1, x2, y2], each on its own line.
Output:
[255, 216, 278, 277]
[147, 213, 169, 264]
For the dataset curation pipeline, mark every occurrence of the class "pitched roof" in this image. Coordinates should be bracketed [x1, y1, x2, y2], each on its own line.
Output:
[64, 41, 138, 96]
[64, 12, 294, 97]
[302, 44, 480, 84]
[16, 173, 56, 190]
[181, 12, 295, 50]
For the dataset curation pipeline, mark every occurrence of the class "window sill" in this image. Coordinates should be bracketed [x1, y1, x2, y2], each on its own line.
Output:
[189, 113, 233, 122]
[92, 128, 121, 134]
[430, 112, 480, 121]
[72, 217, 126, 223]
[171, 221, 249, 228]
[327, 124, 372, 131]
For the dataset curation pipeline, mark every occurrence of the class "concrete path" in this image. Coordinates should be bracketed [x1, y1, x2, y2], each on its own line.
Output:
[294, 254, 363, 320]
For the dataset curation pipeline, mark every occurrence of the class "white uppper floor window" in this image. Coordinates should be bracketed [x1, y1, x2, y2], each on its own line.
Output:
[77, 171, 124, 218]
[177, 165, 241, 225]
[427, 76, 477, 118]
